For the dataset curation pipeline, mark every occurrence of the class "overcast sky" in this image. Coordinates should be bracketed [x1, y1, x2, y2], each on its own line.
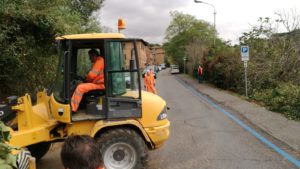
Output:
[97, 0, 300, 44]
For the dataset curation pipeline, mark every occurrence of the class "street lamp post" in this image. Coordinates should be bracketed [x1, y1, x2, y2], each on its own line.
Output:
[194, 0, 216, 44]
[183, 57, 187, 74]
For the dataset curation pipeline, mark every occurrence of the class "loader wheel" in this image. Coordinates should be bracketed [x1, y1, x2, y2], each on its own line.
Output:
[96, 128, 148, 169]
[27, 142, 51, 161]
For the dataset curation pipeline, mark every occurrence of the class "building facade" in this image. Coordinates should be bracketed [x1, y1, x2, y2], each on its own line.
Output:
[150, 45, 165, 66]
[124, 40, 148, 70]
[123, 41, 165, 69]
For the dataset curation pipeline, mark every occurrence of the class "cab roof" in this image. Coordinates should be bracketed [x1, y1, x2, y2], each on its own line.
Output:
[55, 33, 125, 40]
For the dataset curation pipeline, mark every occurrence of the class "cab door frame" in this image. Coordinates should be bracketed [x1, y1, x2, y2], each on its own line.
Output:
[50, 39, 72, 123]
[104, 39, 142, 119]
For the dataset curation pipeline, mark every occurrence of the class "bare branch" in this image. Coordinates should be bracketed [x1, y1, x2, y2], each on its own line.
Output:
[275, 8, 300, 32]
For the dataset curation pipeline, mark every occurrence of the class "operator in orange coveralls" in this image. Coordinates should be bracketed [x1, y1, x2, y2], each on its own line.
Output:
[71, 49, 105, 112]
[144, 69, 156, 94]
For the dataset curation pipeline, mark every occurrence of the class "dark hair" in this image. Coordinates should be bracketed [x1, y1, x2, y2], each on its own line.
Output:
[61, 135, 103, 169]
[88, 49, 100, 56]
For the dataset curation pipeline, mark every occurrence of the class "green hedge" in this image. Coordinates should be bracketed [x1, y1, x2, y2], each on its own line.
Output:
[252, 83, 300, 120]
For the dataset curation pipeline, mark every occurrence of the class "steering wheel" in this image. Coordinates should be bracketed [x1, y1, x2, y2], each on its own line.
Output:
[70, 73, 85, 93]
[70, 79, 82, 94]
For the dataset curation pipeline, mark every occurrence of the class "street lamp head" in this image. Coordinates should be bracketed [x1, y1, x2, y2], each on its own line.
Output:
[193, 0, 217, 44]
[194, 0, 204, 3]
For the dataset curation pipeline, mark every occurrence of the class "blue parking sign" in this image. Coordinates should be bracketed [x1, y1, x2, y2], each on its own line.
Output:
[242, 47, 248, 53]
[241, 45, 249, 61]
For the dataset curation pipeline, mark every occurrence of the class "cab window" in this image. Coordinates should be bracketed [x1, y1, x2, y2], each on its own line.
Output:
[106, 41, 139, 99]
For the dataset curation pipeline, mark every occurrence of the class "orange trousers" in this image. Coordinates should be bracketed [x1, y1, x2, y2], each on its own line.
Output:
[71, 83, 105, 112]
[145, 84, 156, 94]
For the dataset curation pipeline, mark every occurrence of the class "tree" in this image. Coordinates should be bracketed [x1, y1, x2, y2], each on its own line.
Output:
[240, 17, 300, 90]
[0, 0, 104, 97]
[165, 11, 199, 40]
[275, 8, 300, 32]
[163, 11, 215, 71]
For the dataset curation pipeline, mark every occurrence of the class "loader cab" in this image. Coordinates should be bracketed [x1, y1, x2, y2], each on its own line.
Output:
[51, 34, 142, 123]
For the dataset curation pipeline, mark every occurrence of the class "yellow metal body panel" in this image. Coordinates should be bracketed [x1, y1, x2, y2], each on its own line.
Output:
[12, 92, 51, 130]
[9, 123, 57, 147]
[144, 120, 170, 149]
[10, 92, 58, 147]
[50, 94, 71, 123]
[89, 120, 152, 143]
[66, 121, 97, 135]
[120, 90, 169, 128]
[137, 91, 170, 148]
[139, 91, 168, 127]
[55, 33, 125, 40]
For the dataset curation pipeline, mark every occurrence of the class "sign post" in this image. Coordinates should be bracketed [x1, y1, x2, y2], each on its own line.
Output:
[241, 46, 249, 97]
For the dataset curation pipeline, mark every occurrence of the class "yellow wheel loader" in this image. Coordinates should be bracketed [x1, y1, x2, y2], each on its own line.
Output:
[0, 33, 170, 169]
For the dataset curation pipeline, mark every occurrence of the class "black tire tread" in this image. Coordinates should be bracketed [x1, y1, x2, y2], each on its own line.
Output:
[96, 127, 148, 169]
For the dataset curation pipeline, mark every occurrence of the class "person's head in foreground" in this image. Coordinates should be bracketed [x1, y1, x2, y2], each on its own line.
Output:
[61, 135, 104, 169]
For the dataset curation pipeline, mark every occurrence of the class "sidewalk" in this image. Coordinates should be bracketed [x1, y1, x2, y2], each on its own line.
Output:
[178, 74, 300, 153]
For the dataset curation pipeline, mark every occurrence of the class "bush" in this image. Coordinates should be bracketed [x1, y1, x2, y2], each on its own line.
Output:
[0, 121, 17, 169]
[253, 83, 300, 120]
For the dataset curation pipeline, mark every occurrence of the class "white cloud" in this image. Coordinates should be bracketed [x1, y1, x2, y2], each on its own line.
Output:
[98, 0, 300, 44]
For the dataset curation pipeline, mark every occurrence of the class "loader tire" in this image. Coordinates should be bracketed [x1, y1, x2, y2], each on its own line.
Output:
[27, 142, 51, 161]
[96, 128, 148, 169]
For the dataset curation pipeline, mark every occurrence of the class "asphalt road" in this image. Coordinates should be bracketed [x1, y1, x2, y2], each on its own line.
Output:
[146, 69, 297, 169]
[37, 69, 297, 169]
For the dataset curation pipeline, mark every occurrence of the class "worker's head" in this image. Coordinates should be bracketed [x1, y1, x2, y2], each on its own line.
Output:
[61, 135, 103, 169]
[88, 49, 100, 63]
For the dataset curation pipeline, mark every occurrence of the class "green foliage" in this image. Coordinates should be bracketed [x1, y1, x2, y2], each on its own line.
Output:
[215, 17, 300, 120]
[253, 83, 300, 120]
[0, 0, 104, 97]
[163, 11, 215, 70]
[0, 121, 17, 169]
[224, 17, 300, 120]
[165, 11, 199, 40]
[240, 17, 300, 89]
[205, 45, 244, 91]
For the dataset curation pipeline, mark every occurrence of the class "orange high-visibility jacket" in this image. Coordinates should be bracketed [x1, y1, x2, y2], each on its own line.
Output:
[144, 74, 154, 86]
[150, 71, 155, 84]
[144, 73, 156, 94]
[86, 57, 105, 85]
